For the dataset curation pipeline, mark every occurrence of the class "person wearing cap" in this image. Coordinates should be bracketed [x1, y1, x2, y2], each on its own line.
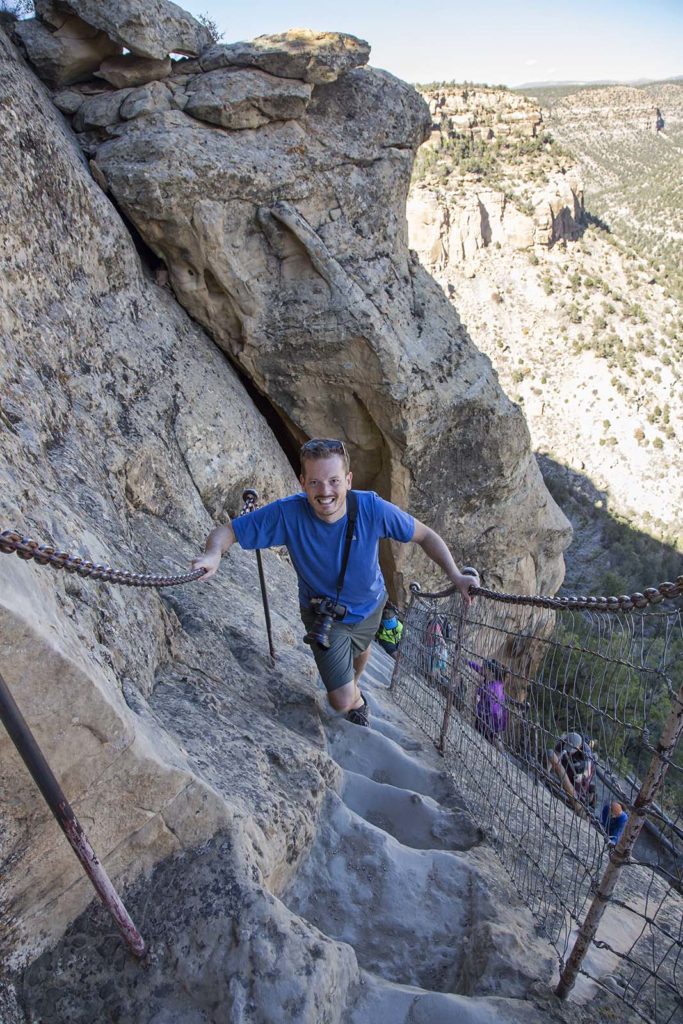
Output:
[192, 438, 478, 728]
[554, 731, 597, 808]
[376, 602, 404, 657]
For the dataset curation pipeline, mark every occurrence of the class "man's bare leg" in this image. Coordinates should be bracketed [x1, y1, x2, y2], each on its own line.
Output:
[352, 647, 372, 701]
[327, 680, 359, 712]
[327, 647, 372, 713]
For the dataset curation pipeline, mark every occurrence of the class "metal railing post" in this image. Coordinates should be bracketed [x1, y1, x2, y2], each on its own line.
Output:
[555, 680, 683, 999]
[388, 593, 415, 692]
[438, 601, 468, 754]
[0, 669, 147, 958]
[241, 489, 276, 665]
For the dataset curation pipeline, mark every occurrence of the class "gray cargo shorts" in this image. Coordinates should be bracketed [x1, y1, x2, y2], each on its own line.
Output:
[300, 594, 386, 693]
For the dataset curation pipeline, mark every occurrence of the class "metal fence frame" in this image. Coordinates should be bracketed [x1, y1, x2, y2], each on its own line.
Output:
[390, 581, 683, 1024]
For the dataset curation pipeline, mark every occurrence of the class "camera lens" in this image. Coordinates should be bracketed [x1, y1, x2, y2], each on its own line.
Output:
[304, 612, 334, 650]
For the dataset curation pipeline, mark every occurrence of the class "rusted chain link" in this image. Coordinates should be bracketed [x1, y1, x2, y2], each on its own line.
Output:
[410, 576, 683, 611]
[0, 530, 205, 588]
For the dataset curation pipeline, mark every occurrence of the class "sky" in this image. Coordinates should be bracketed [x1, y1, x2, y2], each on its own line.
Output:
[181, 0, 682, 87]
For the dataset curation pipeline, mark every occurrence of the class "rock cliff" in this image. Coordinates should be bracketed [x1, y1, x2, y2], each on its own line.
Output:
[423, 85, 542, 142]
[1, 5, 575, 1019]
[551, 85, 664, 134]
[11, 6, 571, 600]
[0, 22, 331, 975]
[406, 84, 682, 543]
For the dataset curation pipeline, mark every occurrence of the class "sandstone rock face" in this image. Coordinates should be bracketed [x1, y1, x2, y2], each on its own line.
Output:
[0, 28, 340, 977]
[35, 0, 213, 59]
[409, 84, 584, 265]
[533, 170, 584, 246]
[183, 68, 313, 129]
[424, 86, 543, 142]
[41, 58, 569, 598]
[408, 86, 681, 540]
[195, 28, 371, 84]
[408, 170, 583, 271]
[552, 85, 664, 133]
[94, 53, 172, 89]
[13, 13, 120, 87]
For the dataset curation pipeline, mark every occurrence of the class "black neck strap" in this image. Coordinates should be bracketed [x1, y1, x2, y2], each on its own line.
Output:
[335, 490, 358, 599]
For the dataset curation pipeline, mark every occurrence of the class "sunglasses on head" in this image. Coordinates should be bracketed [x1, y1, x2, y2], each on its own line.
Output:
[300, 438, 348, 457]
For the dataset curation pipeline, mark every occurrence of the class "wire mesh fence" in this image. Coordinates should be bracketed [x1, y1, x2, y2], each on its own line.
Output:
[390, 585, 683, 1024]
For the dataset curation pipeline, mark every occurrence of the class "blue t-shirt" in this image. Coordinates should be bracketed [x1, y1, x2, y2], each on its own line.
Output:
[231, 490, 414, 622]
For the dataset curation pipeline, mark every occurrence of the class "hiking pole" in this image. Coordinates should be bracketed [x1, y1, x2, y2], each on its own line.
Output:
[0, 669, 147, 958]
[241, 489, 276, 665]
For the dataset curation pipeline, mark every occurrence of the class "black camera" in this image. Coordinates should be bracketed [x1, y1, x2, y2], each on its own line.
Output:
[303, 596, 347, 650]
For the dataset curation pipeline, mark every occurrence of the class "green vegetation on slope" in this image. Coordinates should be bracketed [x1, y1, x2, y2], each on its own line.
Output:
[411, 130, 561, 190]
[517, 80, 683, 301]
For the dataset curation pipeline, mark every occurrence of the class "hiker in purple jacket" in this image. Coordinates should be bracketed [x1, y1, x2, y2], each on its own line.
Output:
[470, 658, 509, 745]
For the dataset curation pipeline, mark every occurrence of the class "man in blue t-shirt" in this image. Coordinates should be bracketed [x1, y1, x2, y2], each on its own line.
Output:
[193, 438, 479, 727]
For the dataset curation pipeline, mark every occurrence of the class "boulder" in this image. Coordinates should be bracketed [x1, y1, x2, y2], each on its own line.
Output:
[13, 14, 120, 87]
[72, 87, 131, 132]
[120, 79, 173, 120]
[182, 68, 312, 129]
[197, 28, 371, 84]
[52, 87, 85, 114]
[95, 53, 172, 88]
[35, 0, 213, 59]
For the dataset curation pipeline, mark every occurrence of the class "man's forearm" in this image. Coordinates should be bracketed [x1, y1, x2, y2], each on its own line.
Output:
[417, 528, 463, 581]
[204, 522, 236, 555]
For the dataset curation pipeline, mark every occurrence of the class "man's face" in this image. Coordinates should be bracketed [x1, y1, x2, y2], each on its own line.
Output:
[300, 454, 352, 523]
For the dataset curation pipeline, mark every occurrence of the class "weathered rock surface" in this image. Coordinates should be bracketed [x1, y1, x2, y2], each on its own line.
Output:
[120, 78, 174, 120]
[552, 85, 664, 134]
[41, 55, 570, 597]
[94, 53, 172, 89]
[183, 68, 312, 129]
[71, 85, 133, 131]
[10, 652, 637, 1023]
[194, 28, 371, 84]
[0, 27, 326, 974]
[35, 0, 213, 59]
[12, 13, 120, 88]
[408, 170, 584, 268]
[424, 86, 543, 141]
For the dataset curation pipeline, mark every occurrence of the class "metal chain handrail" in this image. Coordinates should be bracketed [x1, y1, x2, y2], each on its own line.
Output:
[410, 575, 683, 611]
[0, 530, 206, 588]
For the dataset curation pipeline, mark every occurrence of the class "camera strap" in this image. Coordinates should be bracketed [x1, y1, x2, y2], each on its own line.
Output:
[335, 489, 358, 600]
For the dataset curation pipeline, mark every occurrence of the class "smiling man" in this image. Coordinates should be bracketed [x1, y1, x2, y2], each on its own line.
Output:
[193, 438, 478, 727]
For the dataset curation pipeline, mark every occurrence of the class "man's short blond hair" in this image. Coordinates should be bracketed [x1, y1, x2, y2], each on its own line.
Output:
[299, 438, 350, 474]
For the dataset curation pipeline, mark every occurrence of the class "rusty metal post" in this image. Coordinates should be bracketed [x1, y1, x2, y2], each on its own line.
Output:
[241, 489, 275, 665]
[556, 679, 683, 999]
[437, 569, 477, 753]
[388, 592, 415, 693]
[437, 601, 468, 754]
[0, 669, 147, 958]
